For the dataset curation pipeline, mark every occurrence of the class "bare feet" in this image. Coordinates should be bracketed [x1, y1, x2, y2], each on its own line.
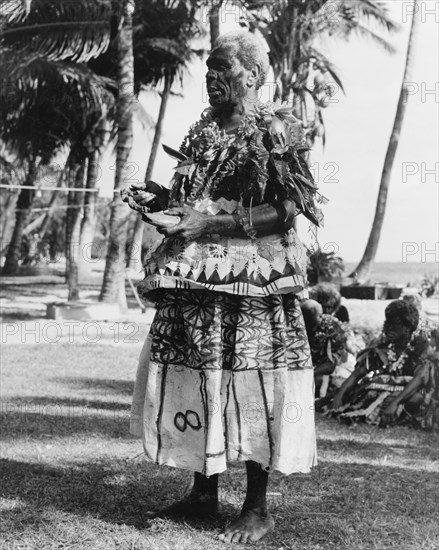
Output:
[218, 509, 275, 544]
[145, 494, 219, 520]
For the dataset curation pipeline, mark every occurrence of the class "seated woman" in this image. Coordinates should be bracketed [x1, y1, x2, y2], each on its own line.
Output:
[331, 300, 437, 429]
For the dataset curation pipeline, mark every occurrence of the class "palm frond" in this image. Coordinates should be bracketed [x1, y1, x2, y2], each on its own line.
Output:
[239, 0, 398, 146]
[0, 58, 116, 161]
[132, 0, 203, 88]
[145, 37, 190, 64]
[348, 23, 398, 54]
[0, 0, 112, 62]
[340, 0, 399, 33]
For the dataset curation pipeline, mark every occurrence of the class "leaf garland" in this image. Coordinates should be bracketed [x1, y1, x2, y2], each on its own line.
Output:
[310, 314, 348, 366]
[166, 101, 323, 226]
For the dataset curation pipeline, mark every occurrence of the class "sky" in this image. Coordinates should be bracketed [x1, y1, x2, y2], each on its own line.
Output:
[100, 0, 439, 264]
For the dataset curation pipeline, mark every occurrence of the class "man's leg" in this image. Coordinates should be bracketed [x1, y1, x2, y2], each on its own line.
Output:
[146, 472, 219, 519]
[192, 472, 219, 502]
[219, 461, 275, 544]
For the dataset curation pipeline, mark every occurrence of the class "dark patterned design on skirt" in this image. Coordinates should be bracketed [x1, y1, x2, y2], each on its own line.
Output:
[150, 290, 312, 372]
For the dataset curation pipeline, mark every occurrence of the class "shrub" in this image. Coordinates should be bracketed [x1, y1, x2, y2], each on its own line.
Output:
[306, 248, 344, 285]
[420, 273, 439, 298]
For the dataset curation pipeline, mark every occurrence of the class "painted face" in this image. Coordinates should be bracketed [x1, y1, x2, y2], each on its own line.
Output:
[205, 46, 247, 107]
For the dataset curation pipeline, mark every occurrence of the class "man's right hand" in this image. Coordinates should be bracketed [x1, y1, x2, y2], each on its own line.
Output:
[127, 181, 169, 213]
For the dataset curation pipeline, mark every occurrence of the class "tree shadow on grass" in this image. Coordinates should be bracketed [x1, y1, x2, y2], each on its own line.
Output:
[5, 395, 131, 412]
[0, 458, 223, 532]
[0, 410, 131, 439]
[52, 376, 135, 396]
[0, 458, 438, 549]
[317, 437, 439, 462]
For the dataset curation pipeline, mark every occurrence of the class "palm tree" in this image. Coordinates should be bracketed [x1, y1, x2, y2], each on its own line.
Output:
[240, 0, 398, 144]
[350, 0, 420, 282]
[0, 56, 115, 285]
[0, 0, 114, 276]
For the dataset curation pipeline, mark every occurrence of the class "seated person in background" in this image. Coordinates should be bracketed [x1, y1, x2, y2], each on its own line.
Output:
[301, 299, 323, 340]
[386, 325, 438, 431]
[309, 282, 350, 323]
[331, 300, 437, 430]
[402, 293, 423, 311]
[301, 300, 348, 398]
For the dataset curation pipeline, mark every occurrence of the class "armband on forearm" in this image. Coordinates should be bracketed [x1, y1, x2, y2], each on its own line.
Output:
[208, 201, 294, 238]
[232, 208, 257, 239]
[234, 203, 291, 238]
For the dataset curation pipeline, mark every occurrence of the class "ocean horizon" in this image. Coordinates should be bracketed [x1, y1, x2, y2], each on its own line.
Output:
[343, 262, 438, 286]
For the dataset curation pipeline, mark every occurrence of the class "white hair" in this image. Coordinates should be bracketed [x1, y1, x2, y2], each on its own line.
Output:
[213, 30, 270, 89]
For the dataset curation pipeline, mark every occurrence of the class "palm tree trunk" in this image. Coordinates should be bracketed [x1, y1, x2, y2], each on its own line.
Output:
[280, 0, 299, 105]
[209, 2, 220, 47]
[65, 162, 85, 301]
[100, 0, 134, 308]
[79, 149, 100, 280]
[350, 1, 420, 282]
[0, 191, 19, 253]
[2, 158, 38, 275]
[128, 73, 172, 271]
[39, 183, 63, 240]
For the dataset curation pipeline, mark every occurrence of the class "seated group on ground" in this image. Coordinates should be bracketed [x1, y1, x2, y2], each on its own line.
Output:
[302, 283, 439, 431]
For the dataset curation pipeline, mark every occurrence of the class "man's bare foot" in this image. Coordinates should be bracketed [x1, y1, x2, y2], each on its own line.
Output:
[218, 509, 275, 544]
[145, 494, 219, 520]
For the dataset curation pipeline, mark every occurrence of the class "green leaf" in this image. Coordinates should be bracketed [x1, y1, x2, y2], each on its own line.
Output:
[173, 158, 194, 175]
[162, 143, 187, 162]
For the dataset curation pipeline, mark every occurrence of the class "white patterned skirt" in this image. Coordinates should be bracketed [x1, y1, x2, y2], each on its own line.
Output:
[130, 290, 317, 476]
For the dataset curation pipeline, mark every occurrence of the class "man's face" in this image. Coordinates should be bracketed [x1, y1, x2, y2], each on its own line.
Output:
[205, 46, 248, 107]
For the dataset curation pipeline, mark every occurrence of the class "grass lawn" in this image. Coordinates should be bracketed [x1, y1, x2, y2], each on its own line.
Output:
[1, 342, 438, 550]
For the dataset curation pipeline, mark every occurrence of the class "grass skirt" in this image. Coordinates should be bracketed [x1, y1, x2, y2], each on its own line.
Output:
[130, 290, 317, 476]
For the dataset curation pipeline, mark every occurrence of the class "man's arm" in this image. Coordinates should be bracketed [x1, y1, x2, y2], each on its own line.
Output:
[332, 362, 368, 409]
[161, 200, 296, 241]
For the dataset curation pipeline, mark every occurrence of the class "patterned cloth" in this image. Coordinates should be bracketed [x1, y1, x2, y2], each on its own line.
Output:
[138, 198, 308, 300]
[130, 290, 317, 476]
[335, 374, 415, 425]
